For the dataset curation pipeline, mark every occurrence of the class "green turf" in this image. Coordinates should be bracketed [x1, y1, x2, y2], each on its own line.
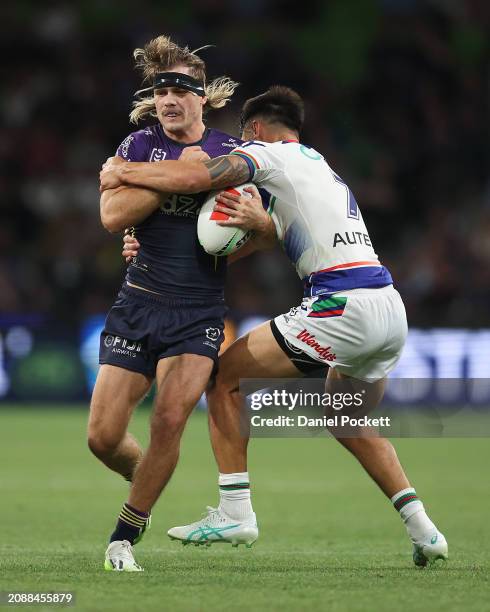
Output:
[0, 407, 489, 611]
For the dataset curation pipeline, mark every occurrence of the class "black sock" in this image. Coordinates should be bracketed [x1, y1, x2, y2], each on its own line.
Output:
[109, 503, 149, 545]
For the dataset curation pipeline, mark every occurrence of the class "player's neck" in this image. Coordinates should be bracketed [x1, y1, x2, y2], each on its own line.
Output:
[162, 121, 206, 145]
[262, 128, 299, 143]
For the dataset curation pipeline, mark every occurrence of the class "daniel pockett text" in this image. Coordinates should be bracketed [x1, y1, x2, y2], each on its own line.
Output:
[239, 380, 394, 438]
[249, 390, 390, 430]
[240, 378, 490, 439]
[250, 413, 391, 429]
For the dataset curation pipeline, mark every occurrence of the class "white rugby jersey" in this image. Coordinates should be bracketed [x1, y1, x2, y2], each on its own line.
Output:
[231, 140, 392, 297]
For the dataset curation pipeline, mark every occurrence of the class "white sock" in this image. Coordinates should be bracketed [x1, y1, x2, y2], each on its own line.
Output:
[218, 472, 254, 521]
[391, 487, 437, 543]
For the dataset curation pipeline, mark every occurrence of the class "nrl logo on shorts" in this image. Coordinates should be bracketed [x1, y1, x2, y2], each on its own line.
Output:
[205, 327, 220, 342]
[286, 307, 299, 320]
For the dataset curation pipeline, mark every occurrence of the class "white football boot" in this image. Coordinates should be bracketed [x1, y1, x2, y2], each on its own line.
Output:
[168, 506, 258, 547]
[104, 540, 144, 572]
[412, 530, 448, 567]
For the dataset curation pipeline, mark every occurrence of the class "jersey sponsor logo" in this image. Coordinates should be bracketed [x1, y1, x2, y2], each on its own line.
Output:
[160, 194, 201, 217]
[333, 231, 372, 247]
[119, 135, 134, 159]
[149, 148, 167, 162]
[104, 334, 142, 358]
[296, 329, 336, 361]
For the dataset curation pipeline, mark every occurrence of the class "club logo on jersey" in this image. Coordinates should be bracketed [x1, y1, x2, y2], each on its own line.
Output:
[296, 329, 336, 361]
[149, 148, 167, 162]
[205, 327, 221, 342]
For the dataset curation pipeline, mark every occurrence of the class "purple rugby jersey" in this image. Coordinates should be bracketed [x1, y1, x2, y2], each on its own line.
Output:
[116, 124, 242, 299]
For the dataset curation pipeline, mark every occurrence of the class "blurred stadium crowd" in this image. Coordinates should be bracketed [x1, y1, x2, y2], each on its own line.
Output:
[1, 0, 488, 328]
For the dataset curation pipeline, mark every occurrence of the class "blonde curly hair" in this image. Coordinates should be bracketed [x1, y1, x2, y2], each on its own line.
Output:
[129, 35, 239, 124]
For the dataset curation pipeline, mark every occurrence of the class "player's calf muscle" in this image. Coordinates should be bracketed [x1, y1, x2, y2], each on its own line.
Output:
[88, 366, 151, 454]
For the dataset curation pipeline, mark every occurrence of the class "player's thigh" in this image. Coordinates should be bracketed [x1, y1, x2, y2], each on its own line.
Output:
[217, 321, 301, 392]
[88, 364, 153, 440]
[153, 353, 214, 419]
[326, 367, 386, 414]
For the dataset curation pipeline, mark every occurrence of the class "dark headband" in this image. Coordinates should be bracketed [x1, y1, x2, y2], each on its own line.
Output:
[153, 72, 205, 97]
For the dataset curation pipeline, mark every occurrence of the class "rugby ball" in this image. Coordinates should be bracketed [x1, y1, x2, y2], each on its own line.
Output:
[197, 183, 254, 256]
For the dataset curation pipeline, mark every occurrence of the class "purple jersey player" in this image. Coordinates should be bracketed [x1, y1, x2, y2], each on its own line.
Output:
[86, 35, 241, 572]
[115, 124, 239, 298]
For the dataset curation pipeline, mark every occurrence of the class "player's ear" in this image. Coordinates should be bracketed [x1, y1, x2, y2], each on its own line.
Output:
[201, 96, 208, 108]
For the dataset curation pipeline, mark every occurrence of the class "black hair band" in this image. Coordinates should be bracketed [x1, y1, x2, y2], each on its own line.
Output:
[153, 72, 205, 96]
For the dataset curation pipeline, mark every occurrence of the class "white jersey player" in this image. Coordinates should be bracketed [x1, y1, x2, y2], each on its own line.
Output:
[228, 137, 406, 381]
[101, 86, 448, 568]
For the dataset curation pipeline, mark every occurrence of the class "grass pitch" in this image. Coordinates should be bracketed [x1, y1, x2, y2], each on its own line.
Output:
[0, 407, 488, 611]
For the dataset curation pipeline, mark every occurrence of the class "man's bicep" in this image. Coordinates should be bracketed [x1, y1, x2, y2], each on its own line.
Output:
[203, 155, 252, 190]
[100, 185, 166, 232]
[101, 185, 162, 208]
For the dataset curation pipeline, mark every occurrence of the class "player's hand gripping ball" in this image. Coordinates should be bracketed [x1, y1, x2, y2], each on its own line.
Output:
[197, 183, 255, 256]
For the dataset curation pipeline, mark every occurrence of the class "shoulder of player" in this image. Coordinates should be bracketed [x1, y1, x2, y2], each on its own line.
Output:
[117, 124, 167, 161]
[122, 124, 160, 141]
[206, 128, 242, 150]
[236, 139, 268, 149]
[118, 125, 157, 150]
[231, 140, 289, 171]
[235, 140, 292, 154]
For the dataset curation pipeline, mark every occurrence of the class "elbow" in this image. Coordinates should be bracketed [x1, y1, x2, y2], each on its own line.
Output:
[100, 210, 125, 233]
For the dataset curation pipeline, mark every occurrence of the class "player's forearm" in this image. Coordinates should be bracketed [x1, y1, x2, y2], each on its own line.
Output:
[119, 160, 211, 194]
[252, 215, 277, 250]
[100, 186, 164, 233]
[118, 154, 251, 194]
[228, 217, 277, 264]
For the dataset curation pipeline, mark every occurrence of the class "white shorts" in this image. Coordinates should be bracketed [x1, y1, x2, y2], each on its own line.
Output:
[273, 285, 408, 381]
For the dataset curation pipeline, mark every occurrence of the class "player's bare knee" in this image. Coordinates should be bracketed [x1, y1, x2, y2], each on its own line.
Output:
[150, 409, 188, 440]
[87, 427, 122, 459]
